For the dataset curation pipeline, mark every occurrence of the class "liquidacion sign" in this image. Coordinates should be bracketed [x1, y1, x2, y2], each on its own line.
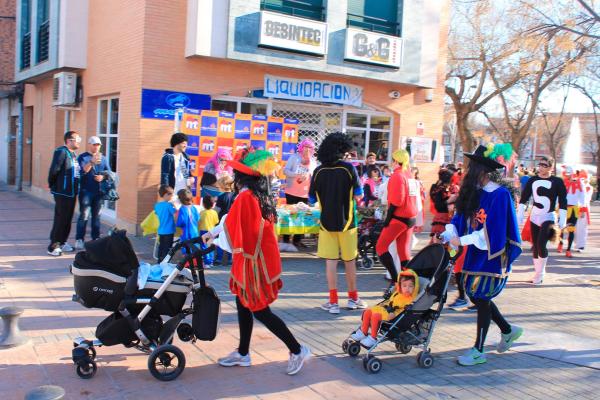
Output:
[141, 89, 211, 120]
[264, 74, 363, 107]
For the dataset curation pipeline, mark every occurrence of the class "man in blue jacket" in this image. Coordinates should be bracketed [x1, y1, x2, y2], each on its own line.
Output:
[74, 136, 112, 249]
[47, 131, 81, 256]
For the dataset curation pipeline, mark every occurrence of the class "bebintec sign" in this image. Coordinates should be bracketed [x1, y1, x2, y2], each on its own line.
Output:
[258, 11, 327, 56]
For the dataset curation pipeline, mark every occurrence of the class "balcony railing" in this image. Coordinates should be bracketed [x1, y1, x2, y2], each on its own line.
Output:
[347, 13, 400, 36]
[260, 0, 326, 21]
[37, 20, 50, 63]
[21, 32, 31, 70]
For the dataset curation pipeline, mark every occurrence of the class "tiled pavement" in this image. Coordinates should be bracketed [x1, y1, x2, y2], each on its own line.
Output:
[1, 187, 599, 400]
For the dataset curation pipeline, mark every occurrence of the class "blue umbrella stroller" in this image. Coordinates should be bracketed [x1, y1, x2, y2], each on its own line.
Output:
[342, 243, 460, 373]
[70, 230, 219, 381]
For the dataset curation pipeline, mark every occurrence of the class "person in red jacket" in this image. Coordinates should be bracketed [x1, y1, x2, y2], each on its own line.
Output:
[376, 149, 418, 287]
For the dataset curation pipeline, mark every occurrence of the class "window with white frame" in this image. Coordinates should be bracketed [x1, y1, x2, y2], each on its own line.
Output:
[97, 97, 119, 211]
[344, 111, 391, 164]
[211, 96, 270, 116]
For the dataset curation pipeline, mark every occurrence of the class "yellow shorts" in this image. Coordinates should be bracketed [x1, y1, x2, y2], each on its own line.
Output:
[317, 228, 358, 261]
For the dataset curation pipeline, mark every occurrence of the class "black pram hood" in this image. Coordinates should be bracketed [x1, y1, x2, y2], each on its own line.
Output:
[81, 229, 139, 277]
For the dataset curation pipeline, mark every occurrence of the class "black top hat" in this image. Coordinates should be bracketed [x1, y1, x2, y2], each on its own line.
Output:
[464, 145, 505, 171]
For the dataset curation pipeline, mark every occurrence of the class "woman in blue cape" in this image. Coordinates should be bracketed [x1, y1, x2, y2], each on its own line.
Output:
[442, 144, 523, 366]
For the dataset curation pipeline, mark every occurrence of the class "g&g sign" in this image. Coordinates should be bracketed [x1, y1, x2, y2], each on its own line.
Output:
[259, 11, 327, 56]
[344, 28, 402, 68]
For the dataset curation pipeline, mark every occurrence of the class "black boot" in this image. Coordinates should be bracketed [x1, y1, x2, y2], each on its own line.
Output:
[378, 252, 398, 283]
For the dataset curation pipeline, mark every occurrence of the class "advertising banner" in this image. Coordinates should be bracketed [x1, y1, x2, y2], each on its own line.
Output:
[141, 89, 210, 120]
[259, 11, 327, 55]
[264, 74, 363, 107]
[344, 28, 403, 68]
[179, 109, 299, 202]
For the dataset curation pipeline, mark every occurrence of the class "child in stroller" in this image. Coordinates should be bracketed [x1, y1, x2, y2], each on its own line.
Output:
[342, 243, 455, 374]
[70, 229, 219, 381]
[351, 269, 418, 347]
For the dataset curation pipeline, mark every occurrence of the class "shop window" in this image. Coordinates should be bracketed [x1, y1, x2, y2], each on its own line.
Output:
[36, 0, 49, 63]
[97, 97, 119, 212]
[211, 100, 237, 113]
[347, 0, 402, 36]
[260, 0, 326, 22]
[344, 111, 392, 164]
[20, 0, 31, 69]
[212, 97, 269, 115]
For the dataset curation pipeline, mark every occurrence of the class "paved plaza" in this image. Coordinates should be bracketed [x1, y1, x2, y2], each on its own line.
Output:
[1, 187, 599, 400]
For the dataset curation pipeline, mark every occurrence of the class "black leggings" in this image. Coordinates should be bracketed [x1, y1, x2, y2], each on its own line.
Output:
[566, 212, 578, 251]
[236, 296, 301, 356]
[455, 272, 466, 300]
[471, 298, 511, 352]
[530, 220, 553, 258]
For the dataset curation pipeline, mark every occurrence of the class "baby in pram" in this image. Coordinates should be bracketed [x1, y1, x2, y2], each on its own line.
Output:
[351, 269, 419, 348]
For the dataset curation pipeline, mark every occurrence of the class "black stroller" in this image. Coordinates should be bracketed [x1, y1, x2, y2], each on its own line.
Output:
[70, 230, 219, 381]
[342, 243, 457, 373]
[357, 217, 384, 269]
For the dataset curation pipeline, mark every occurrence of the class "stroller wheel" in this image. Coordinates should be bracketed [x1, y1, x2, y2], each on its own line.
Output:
[363, 356, 383, 374]
[76, 359, 97, 379]
[347, 341, 361, 357]
[177, 322, 194, 342]
[396, 343, 412, 354]
[342, 339, 350, 353]
[87, 347, 97, 360]
[417, 351, 434, 369]
[148, 344, 186, 381]
[361, 257, 374, 270]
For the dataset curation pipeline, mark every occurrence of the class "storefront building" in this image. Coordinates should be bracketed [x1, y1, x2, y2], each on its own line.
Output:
[14, 0, 449, 232]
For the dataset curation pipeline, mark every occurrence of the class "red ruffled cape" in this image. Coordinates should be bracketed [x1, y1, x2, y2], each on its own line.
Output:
[224, 190, 282, 311]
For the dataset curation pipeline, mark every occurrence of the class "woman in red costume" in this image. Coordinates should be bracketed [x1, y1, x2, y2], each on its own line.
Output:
[203, 149, 310, 375]
[376, 149, 418, 290]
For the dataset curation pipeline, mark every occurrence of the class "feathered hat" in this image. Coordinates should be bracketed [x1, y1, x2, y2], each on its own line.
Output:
[464, 143, 513, 171]
[228, 149, 280, 177]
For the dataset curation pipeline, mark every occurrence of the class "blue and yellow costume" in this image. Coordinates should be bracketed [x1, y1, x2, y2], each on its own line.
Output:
[451, 184, 522, 300]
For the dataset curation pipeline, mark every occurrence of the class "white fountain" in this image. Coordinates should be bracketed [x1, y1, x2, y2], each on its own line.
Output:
[563, 117, 581, 166]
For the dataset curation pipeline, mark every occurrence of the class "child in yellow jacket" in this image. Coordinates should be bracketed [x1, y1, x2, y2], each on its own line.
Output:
[351, 269, 419, 348]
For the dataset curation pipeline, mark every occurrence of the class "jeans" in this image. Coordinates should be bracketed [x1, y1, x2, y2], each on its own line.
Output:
[48, 194, 77, 251]
[76, 192, 104, 241]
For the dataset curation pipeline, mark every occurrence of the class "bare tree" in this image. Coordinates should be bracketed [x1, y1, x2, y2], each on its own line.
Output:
[445, 0, 525, 152]
[524, 0, 600, 40]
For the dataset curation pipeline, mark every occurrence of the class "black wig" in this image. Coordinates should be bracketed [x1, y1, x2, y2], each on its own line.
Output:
[233, 170, 278, 222]
[316, 132, 354, 164]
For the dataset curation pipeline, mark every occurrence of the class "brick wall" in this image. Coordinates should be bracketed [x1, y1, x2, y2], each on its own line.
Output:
[0, 0, 16, 86]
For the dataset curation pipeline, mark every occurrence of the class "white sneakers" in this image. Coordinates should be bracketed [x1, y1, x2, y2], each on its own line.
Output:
[218, 345, 311, 376]
[61, 243, 75, 252]
[347, 298, 368, 310]
[360, 336, 377, 348]
[74, 239, 84, 250]
[47, 247, 62, 257]
[286, 345, 311, 375]
[350, 329, 366, 341]
[320, 302, 340, 314]
[218, 351, 251, 367]
[279, 242, 298, 252]
[322, 298, 368, 314]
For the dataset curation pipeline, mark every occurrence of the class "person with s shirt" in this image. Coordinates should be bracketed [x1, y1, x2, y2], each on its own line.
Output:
[518, 156, 567, 284]
[154, 185, 177, 262]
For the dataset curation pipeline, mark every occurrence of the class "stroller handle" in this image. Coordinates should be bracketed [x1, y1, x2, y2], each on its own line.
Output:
[433, 233, 463, 262]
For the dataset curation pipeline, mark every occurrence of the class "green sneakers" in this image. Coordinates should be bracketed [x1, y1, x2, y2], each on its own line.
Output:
[457, 347, 487, 366]
[497, 325, 524, 353]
